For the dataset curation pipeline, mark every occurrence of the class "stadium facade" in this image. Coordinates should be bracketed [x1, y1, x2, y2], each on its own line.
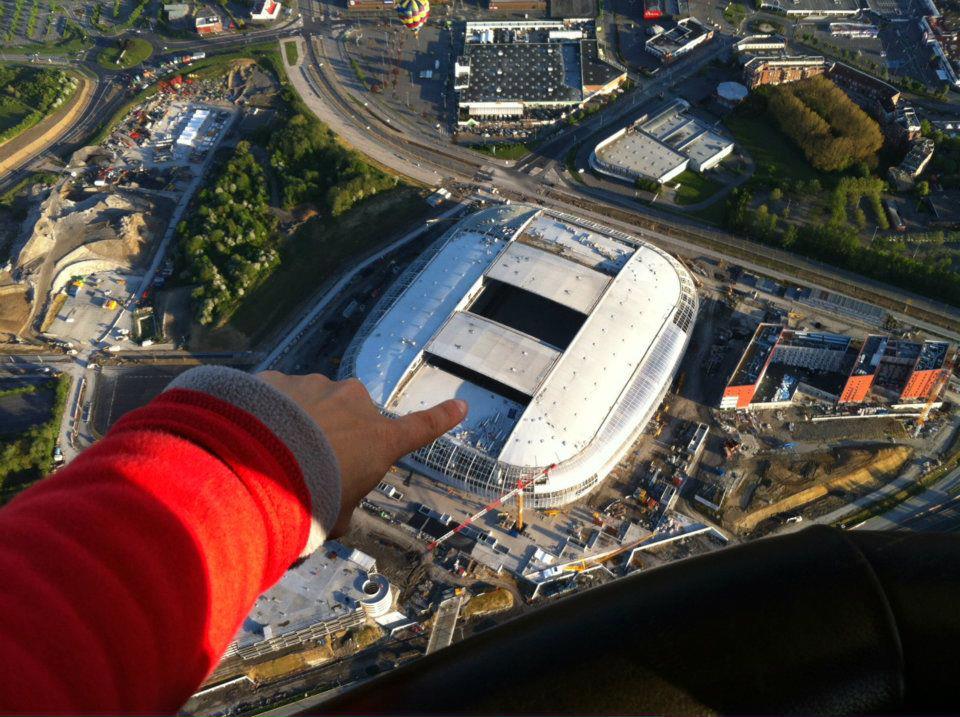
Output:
[342, 205, 698, 508]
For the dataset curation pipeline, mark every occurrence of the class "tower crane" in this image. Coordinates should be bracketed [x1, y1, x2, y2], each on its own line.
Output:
[425, 464, 556, 552]
[914, 350, 957, 438]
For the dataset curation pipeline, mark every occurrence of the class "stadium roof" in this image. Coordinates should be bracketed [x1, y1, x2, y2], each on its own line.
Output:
[354, 204, 539, 406]
[498, 236, 683, 468]
[427, 312, 561, 397]
[347, 206, 696, 505]
[485, 240, 610, 313]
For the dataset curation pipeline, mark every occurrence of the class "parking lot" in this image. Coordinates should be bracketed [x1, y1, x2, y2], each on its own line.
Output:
[45, 272, 138, 351]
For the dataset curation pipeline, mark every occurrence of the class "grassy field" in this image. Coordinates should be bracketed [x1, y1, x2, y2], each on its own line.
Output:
[0, 99, 31, 134]
[97, 37, 153, 69]
[672, 170, 723, 206]
[226, 187, 431, 343]
[724, 111, 823, 184]
[283, 39, 299, 65]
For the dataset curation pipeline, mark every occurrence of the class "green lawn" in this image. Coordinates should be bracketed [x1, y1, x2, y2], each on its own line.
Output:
[671, 170, 723, 206]
[226, 187, 431, 344]
[724, 111, 824, 184]
[97, 37, 152, 69]
[469, 142, 531, 160]
[0, 99, 31, 134]
[283, 40, 299, 65]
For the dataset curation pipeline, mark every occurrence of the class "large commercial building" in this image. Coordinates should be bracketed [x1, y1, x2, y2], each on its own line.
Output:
[758, 0, 858, 16]
[343, 205, 698, 508]
[455, 20, 626, 127]
[590, 99, 734, 184]
[721, 323, 952, 409]
[645, 17, 713, 63]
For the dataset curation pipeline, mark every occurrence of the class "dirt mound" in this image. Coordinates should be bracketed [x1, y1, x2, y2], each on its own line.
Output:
[728, 446, 913, 533]
[0, 282, 31, 336]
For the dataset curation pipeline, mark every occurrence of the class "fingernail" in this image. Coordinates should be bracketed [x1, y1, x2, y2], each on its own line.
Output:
[453, 399, 468, 418]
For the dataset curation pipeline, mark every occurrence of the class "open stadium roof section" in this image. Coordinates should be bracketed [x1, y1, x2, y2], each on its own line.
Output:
[425, 312, 562, 397]
[352, 204, 540, 407]
[485, 241, 610, 314]
[343, 204, 698, 508]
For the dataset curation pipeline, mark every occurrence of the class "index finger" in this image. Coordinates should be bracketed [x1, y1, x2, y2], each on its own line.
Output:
[389, 399, 468, 458]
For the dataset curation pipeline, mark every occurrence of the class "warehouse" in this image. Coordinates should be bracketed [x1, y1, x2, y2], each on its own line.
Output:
[455, 20, 625, 126]
[342, 204, 698, 508]
[590, 99, 734, 184]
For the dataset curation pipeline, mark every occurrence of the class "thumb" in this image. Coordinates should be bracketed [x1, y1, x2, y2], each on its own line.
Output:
[390, 399, 468, 457]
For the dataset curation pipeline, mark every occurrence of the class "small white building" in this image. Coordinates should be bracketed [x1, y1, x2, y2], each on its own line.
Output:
[250, 0, 281, 20]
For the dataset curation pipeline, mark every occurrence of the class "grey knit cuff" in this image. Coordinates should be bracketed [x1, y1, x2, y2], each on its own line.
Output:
[166, 365, 341, 557]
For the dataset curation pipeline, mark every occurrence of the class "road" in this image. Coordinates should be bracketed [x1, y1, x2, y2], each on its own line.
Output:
[856, 466, 960, 532]
[280, 14, 960, 340]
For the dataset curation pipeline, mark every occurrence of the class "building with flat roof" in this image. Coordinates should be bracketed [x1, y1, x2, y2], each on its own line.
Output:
[455, 20, 625, 127]
[734, 34, 787, 53]
[195, 15, 222, 33]
[645, 17, 713, 63]
[758, 0, 858, 15]
[743, 55, 828, 87]
[723, 324, 952, 409]
[250, 0, 281, 20]
[590, 99, 734, 184]
[830, 22, 879, 37]
[889, 138, 935, 189]
[164, 3, 190, 20]
[223, 541, 392, 662]
[342, 204, 698, 508]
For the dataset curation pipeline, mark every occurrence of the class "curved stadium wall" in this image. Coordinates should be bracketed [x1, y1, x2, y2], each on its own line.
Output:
[341, 207, 698, 508]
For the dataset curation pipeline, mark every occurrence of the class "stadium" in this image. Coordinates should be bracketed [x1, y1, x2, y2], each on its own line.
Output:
[342, 205, 698, 508]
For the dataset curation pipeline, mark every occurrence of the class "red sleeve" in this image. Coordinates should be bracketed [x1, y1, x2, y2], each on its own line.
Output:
[0, 388, 313, 715]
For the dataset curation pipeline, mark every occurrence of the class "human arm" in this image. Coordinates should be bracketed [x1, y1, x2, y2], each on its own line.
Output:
[0, 367, 465, 715]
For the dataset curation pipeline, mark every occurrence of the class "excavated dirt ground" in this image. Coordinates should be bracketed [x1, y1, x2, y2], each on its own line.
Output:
[725, 445, 913, 533]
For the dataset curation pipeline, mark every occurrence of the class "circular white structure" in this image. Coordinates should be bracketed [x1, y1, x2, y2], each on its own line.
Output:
[717, 81, 749, 105]
[343, 205, 698, 508]
[359, 574, 392, 619]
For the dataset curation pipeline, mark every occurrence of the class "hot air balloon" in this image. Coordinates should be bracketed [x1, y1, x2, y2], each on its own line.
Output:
[396, 0, 429, 32]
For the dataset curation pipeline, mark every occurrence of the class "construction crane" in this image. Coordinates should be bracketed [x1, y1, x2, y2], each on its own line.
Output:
[425, 464, 556, 552]
[914, 350, 957, 437]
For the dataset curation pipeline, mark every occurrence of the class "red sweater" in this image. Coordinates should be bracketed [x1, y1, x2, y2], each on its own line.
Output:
[0, 388, 315, 714]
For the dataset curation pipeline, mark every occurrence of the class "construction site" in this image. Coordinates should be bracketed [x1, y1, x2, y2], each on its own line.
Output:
[0, 60, 278, 352]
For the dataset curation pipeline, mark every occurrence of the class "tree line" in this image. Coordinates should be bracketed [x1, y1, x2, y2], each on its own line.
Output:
[764, 76, 883, 172]
[178, 141, 279, 325]
[726, 185, 960, 307]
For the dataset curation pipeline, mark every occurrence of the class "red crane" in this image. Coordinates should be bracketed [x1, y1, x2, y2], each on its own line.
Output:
[425, 464, 556, 552]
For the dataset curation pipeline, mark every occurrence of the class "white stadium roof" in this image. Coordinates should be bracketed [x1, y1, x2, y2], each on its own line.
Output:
[345, 205, 697, 508]
[427, 312, 561, 397]
[485, 241, 610, 314]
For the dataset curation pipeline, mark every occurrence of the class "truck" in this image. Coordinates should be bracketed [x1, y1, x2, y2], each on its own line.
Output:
[703, 465, 726, 477]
